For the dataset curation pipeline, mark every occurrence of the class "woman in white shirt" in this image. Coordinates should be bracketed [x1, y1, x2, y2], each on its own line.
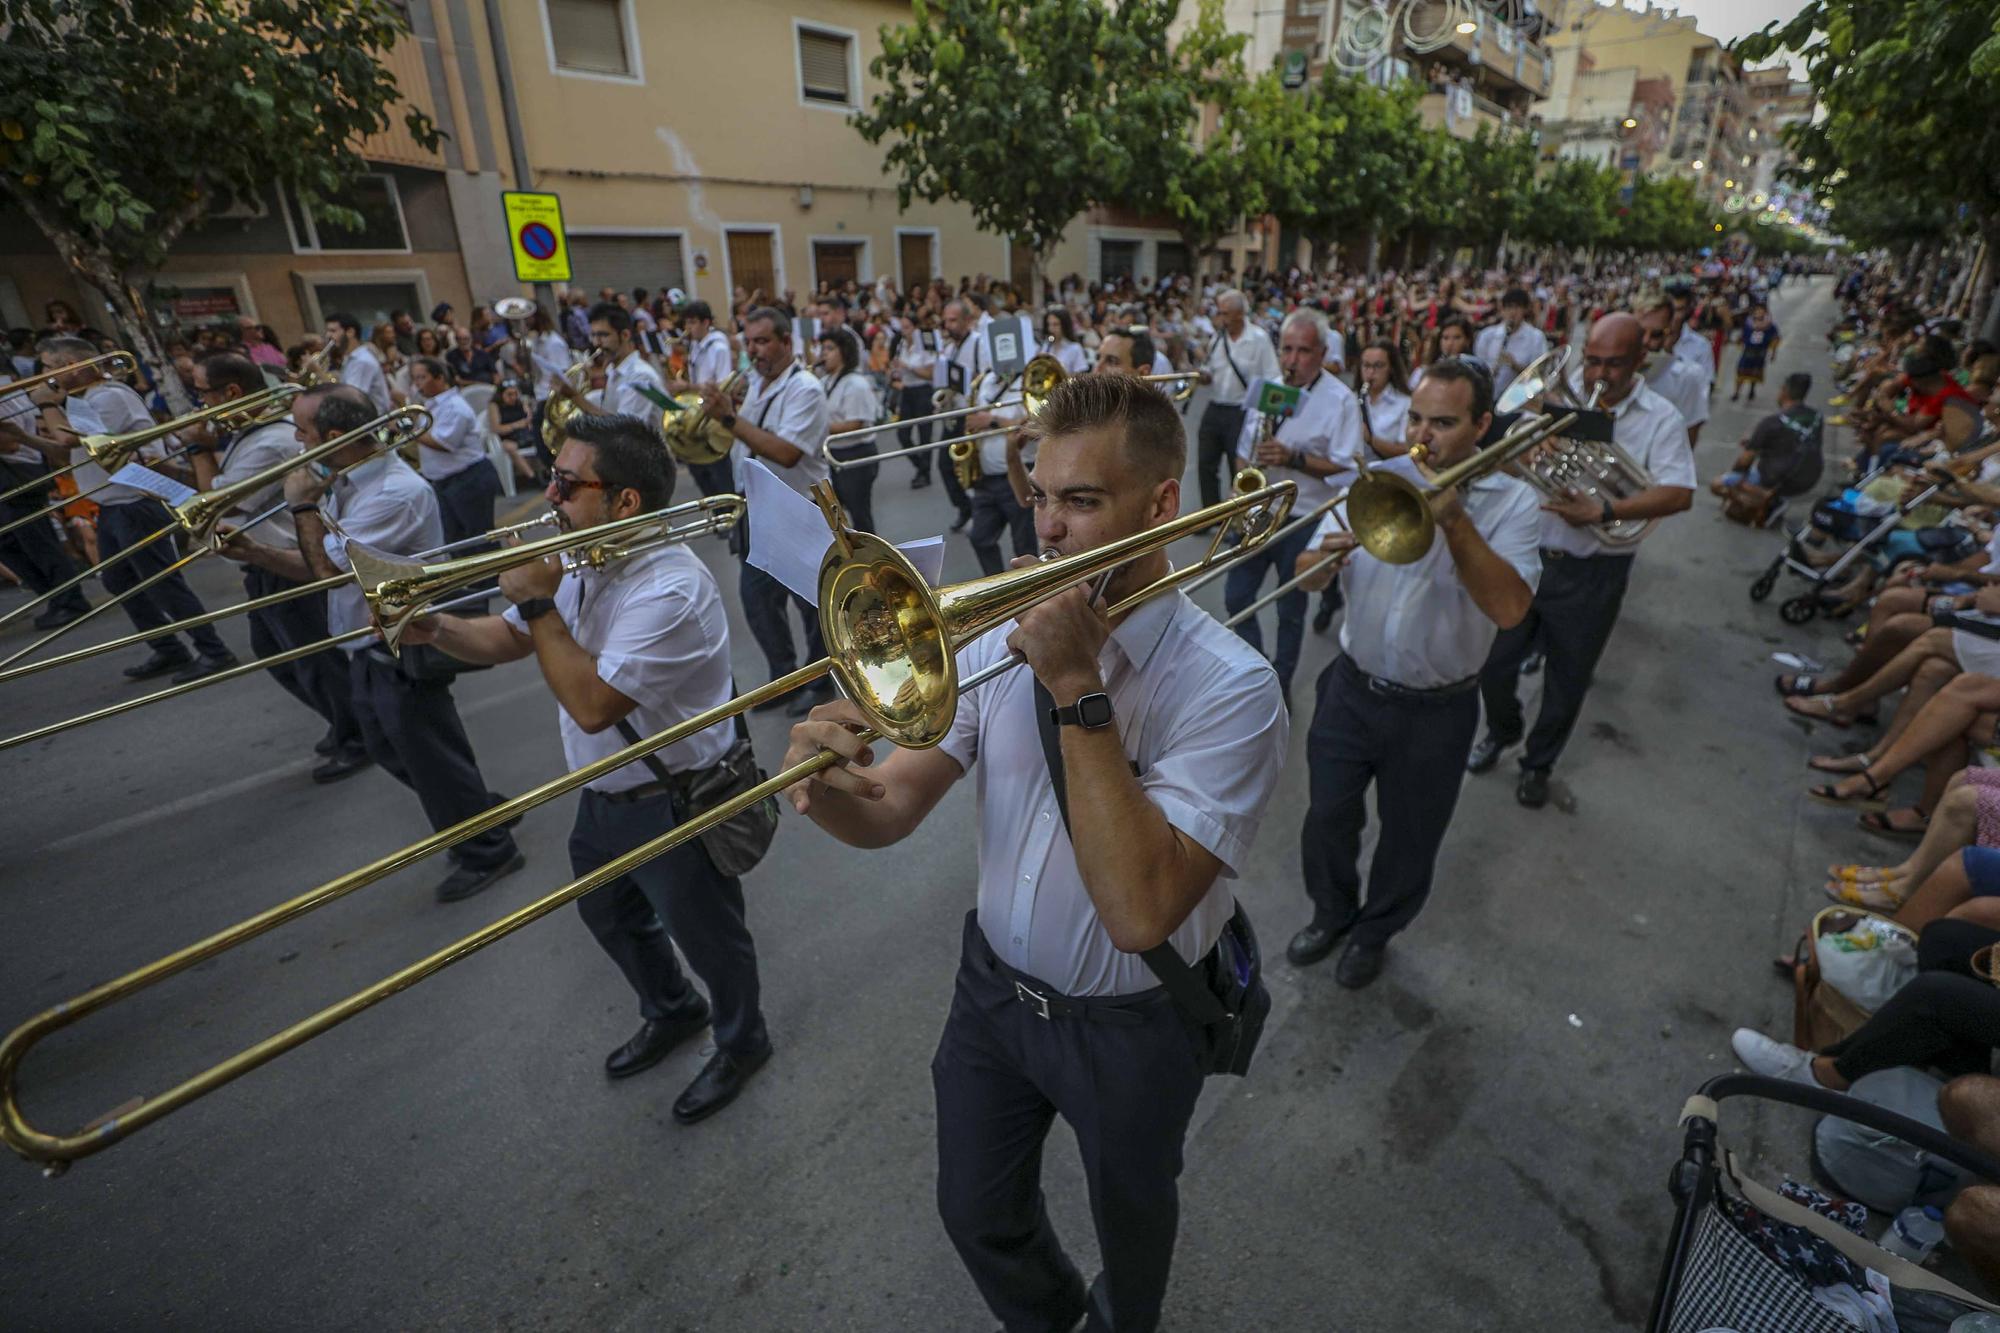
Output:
[1039, 307, 1089, 376]
[527, 306, 574, 396]
[1358, 338, 1413, 461]
[820, 326, 882, 534]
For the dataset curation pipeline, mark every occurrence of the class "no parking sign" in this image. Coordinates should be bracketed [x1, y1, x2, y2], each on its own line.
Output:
[502, 191, 571, 283]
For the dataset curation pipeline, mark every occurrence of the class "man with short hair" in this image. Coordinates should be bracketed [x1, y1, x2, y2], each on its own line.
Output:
[782, 372, 1288, 1333]
[0, 362, 92, 629]
[933, 297, 984, 530]
[389, 310, 420, 356]
[669, 299, 738, 498]
[401, 412, 773, 1123]
[1472, 288, 1549, 400]
[1094, 327, 1158, 379]
[1714, 371, 1824, 500]
[409, 355, 501, 546]
[1197, 289, 1281, 509]
[556, 302, 669, 428]
[326, 312, 391, 413]
[1637, 299, 1712, 447]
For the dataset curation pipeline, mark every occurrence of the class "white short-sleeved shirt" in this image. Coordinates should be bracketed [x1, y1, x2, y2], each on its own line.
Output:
[1043, 339, 1089, 376]
[1232, 371, 1364, 511]
[974, 368, 1030, 476]
[1674, 325, 1716, 389]
[1644, 356, 1710, 433]
[501, 543, 734, 790]
[0, 371, 39, 466]
[1314, 459, 1543, 688]
[941, 332, 988, 399]
[687, 330, 733, 386]
[821, 372, 879, 432]
[1473, 321, 1550, 399]
[321, 454, 444, 652]
[1204, 324, 1280, 407]
[75, 381, 164, 506]
[603, 350, 667, 421]
[937, 589, 1289, 996]
[1539, 379, 1697, 558]
[733, 363, 830, 500]
[340, 343, 393, 414]
[417, 385, 487, 481]
[893, 330, 939, 382]
[530, 332, 573, 387]
[1364, 386, 1411, 447]
[211, 419, 302, 544]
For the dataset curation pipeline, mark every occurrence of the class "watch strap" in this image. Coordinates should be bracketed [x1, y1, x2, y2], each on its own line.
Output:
[515, 596, 559, 622]
[1049, 691, 1114, 729]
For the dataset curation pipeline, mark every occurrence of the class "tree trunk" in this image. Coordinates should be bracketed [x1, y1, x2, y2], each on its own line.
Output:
[1974, 218, 2000, 349]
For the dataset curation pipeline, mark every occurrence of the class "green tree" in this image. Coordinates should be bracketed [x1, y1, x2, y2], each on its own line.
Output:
[1292, 72, 1429, 272]
[1521, 157, 1621, 253]
[1451, 125, 1538, 257]
[0, 0, 438, 410]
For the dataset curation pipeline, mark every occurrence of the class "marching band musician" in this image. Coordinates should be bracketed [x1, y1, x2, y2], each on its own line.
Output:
[819, 326, 882, 536]
[1092, 326, 1157, 381]
[556, 303, 669, 422]
[1471, 288, 1550, 400]
[1467, 314, 1696, 809]
[0, 364, 92, 629]
[889, 311, 943, 491]
[1039, 306, 1090, 376]
[225, 385, 524, 903]
[666, 299, 737, 500]
[1222, 308, 1365, 704]
[935, 297, 987, 532]
[962, 360, 1037, 577]
[1358, 338, 1414, 462]
[782, 373, 1287, 1333]
[698, 305, 836, 719]
[1195, 289, 1280, 509]
[192, 353, 369, 783]
[324, 312, 393, 413]
[399, 413, 772, 1124]
[1637, 297, 1712, 447]
[33, 336, 238, 681]
[1286, 359, 1541, 987]
[408, 356, 503, 547]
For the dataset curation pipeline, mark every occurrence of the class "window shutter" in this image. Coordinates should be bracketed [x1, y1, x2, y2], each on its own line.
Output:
[799, 30, 852, 104]
[548, 0, 631, 76]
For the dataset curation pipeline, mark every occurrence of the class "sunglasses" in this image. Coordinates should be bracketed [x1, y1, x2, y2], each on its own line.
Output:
[549, 469, 608, 502]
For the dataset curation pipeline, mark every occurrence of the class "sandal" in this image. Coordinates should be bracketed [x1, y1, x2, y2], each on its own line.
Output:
[1808, 753, 1872, 775]
[1823, 878, 1907, 911]
[1827, 863, 1904, 884]
[1786, 695, 1858, 728]
[1858, 807, 1929, 841]
[1809, 766, 1887, 810]
[1776, 673, 1819, 697]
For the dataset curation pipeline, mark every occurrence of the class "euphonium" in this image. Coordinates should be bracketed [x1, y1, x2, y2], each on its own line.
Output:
[663, 369, 744, 465]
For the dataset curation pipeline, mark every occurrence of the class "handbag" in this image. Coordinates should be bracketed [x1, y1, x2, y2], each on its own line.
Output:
[614, 710, 779, 879]
[1791, 907, 1915, 1050]
[1720, 480, 1778, 527]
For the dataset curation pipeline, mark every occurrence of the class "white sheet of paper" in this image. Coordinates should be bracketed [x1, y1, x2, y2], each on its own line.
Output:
[110, 462, 197, 508]
[742, 460, 945, 604]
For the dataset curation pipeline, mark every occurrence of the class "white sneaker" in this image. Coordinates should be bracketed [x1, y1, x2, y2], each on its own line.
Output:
[1731, 1028, 1818, 1085]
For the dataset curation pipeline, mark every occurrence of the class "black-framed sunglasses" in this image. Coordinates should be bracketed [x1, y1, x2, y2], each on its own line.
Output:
[549, 469, 608, 502]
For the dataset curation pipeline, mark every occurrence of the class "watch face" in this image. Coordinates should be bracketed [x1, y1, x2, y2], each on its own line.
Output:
[1078, 693, 1114, 728]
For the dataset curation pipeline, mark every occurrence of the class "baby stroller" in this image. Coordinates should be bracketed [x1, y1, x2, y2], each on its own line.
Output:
[1649, 1073, 2000, 1332]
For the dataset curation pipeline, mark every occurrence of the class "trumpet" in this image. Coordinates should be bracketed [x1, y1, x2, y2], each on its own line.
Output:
[0, 351, 137, 403]
[0, 477, 1295, 1173]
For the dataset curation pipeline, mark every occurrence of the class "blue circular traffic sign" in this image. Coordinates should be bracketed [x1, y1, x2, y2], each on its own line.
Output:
[519, 222, 557, 261]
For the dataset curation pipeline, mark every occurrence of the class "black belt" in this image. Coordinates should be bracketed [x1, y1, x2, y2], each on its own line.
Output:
[588, 778, 675, 805]
[1338, 653, 1478, 701]
[1539, 547, 1633, 563]
[972, 924, 1152, 1026]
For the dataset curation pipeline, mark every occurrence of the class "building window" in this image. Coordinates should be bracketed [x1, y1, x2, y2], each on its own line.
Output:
[283, 174, 409, 254]
[798, 26, 855, 106]
[1100, 240, 1140, 282]
[546, 0, 635, 79]
[308, 278, 427, 333]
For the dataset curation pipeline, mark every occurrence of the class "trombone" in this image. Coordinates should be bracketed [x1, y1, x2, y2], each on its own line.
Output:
[0, 477, 1294, 1173]
[0, 351, 137, 403]
[0, 496, 745, 748]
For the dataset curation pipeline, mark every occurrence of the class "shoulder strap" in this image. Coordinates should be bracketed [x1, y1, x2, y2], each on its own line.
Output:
[613, 717, 676, 785]
[1029, 677, 1230, 1022]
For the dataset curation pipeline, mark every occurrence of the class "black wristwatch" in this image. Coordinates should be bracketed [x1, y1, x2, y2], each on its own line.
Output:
[1599, 497, 1616, 525]
[1050, 692, 1115, 730]
[719, 413, 737, 431]
[514, 596, 559, 623]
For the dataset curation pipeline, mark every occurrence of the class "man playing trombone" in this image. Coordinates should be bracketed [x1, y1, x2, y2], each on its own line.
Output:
[1285, 359, 1541, 988]
[399, 413, 772, 1124]
[0, 364, 92, 630]
[223, 385, 524, 903]
[782, 374, 1288, 1333]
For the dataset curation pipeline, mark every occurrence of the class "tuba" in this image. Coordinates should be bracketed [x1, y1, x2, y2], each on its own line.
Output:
[1494, 348, 1657, 547]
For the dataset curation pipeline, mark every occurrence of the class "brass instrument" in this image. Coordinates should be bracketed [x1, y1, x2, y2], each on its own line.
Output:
[350, 494, 746, 653]
[823, 384, 986, 445]
[1491, 346, 1652, 545]
[0, 351, 137, 402]
[540, 353, 601, 451]
[662, 369, 744, 466]
[951, 436, 980, 489]
[295, 342, 339, 388]
[0, 477, 1295, 1173]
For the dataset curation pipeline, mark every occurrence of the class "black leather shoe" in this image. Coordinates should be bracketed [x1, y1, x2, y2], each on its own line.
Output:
[170, 652, 241, 685]
[950, 510, 973, 533]
[604, 1008, 711, 1079]
[1335, 938, 1386, 990]
[433, 852, 524, 903]
[124, 649, 193, 681]
[672, 1042, 771, 1124]
[1286, 919, 1347, 968]
[1517, 767, 1551, 809]
[314, 729, 340, 756]
[910, 473, 931, 489]
[31, 603, 89, 630]
[312, 751, 373, 784]
[1311, 601, 1335, 635]
[1466, 733, 1517, 775]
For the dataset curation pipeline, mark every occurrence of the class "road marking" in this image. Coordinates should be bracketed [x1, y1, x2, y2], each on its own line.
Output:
[28, 677, 549, 856]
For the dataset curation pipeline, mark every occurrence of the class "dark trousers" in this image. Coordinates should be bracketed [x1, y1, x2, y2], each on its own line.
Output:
[688, 458, 734, 499]
[933, 913, 1204, 1333]
[244, 565, 361, 753]
[968, 474, 1036, 577]
[1300, 655, 1481, 945]
[346, 650, 517, 870]
[1221, 522, 1315, 694]
[571, 787, 767, 1056]
[828, 442, 880, 535]
[96, 498, 229, 660]
[738, 557, 825, 679]
[0, 481, 88, 615]
[1826, 919, 2000, 1082]
[1195, 402, 1246, 509]
[900, 385, 937, 482]
[1477, 550, 1633, 773]
[431, 462, 502, 547]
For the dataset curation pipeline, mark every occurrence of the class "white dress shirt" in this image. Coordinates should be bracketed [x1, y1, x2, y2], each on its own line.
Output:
[1232, 371, 1364, 511]
[415, 384, 487, 482]
[1644, 356, 1710, 434]
[1364, 386, 1411, 448]
[603, 350, 667, 420]
[340, 343, 393, 414]
[892, 330, 939, 385]
[211, 419, 302, 544]
[937, 589, 1289, 995]
[529, 332, 574, 387]
[0, 371, 39, 466]
[501, 543, 734, 789]
[1203, 324, 1280, 408]
[941, 331, 987, 400]
[687, 329, 733, 386]
[320, 454, 443, 653]
[1315, 459, 1542, 688]
[1673, 325, 1716, 390]
[1473, 321, 1550, 399]
[73, 381, 164, 506]
[973, 365, 1030, 476]
[1539, 379, 1697, 558]
[822, 371, 880, 430]
[732, 362, 830, 500]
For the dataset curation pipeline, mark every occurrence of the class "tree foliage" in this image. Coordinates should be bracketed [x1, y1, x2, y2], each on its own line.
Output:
[1521, 157, 1621, 250]
[0, 0, 436, 407]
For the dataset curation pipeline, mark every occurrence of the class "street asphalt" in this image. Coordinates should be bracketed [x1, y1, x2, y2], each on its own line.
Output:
[0, 277, 1863, 1329]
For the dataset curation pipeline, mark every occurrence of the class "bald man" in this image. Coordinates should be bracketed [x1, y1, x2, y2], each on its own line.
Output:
[1467, 314, 1695, 808]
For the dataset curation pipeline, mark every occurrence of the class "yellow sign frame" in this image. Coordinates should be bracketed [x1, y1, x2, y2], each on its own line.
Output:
[503, 191, 571, 283]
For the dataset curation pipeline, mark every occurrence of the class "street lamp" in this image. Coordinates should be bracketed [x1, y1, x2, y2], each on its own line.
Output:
[1691, 159, 1705, 171]
[1621, 117, 1638, 129]
[1723, 178, 1735, 188]
[1456, 19, 1478, 33]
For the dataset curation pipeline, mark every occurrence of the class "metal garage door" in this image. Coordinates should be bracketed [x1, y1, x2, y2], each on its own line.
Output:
[567, 235, 686, 300]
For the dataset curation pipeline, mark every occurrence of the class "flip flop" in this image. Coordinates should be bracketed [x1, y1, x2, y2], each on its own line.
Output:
[1775, 673, 1819, 697]
[1787, 695, 1858, 728]
[1858, 808, 1928, 841]
[1809, 765, 1887, 811]
[1808, 753, 1872, 775]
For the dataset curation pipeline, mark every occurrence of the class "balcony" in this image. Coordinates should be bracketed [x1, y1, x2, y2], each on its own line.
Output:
[1420, 89, 1509, 141]
[1406, 1, 1553, 101]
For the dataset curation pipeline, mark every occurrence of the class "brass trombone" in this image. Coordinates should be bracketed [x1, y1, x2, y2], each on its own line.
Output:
[0, 477, 1294, 1173]
[0, 351, 137, 403]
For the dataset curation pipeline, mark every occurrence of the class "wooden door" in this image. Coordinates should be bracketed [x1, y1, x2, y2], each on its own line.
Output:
[899, 232, 932, 288]
[813, 240, 861, 290]
[725, 230, 776, 303]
